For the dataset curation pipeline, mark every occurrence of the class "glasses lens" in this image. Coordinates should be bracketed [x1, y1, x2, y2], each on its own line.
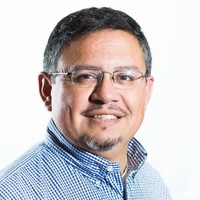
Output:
[72, 69, 100, 86]
[113, 71, 143, 89]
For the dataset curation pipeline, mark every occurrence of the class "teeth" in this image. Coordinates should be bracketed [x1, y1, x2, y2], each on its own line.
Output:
[94, 114, 117, 120]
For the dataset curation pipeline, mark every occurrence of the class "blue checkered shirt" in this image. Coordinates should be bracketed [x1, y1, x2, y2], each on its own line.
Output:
[0, 119, 172, 199]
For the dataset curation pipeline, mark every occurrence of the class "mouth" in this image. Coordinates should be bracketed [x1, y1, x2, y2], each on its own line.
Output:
[82, 111, 126, 121]
[81, 105, 127, 122]
[93, 114, 118, 120]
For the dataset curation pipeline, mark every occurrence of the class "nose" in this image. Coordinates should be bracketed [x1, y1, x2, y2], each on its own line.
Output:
[89, 73, 119, 104]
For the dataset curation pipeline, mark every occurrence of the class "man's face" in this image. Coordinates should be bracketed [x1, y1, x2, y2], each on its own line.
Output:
[49, 29, 153, 155]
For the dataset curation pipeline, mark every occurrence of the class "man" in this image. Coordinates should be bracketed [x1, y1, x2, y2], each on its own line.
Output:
[0, 7, 172, 199]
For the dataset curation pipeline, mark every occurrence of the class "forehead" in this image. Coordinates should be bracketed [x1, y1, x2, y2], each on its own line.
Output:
[58, 29, 146, 72]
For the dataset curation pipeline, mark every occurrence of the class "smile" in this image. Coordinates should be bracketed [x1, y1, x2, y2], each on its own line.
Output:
[93, 114, 118, 120]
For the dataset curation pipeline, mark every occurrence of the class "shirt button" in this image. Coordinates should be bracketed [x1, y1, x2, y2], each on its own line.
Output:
[106, 166, 114, 172]
[95, 180, 101, 187]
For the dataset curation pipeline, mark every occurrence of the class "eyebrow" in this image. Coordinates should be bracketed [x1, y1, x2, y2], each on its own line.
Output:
[113, 65, 140, 71]
[66, 65, 140, 71]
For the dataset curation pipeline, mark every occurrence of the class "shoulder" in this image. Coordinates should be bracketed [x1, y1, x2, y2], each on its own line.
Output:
[0, 143, 48, 198]
[0, 141, 74, 199]
[0, 142, 47, 182]
[130, 161, 172, 199]
[136, 161, 168, 187]
[137, 161, 162, 178]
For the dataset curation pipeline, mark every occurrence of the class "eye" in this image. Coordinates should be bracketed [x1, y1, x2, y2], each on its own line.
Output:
[73, 70, 98, 84]
[116, 73, 135, 82]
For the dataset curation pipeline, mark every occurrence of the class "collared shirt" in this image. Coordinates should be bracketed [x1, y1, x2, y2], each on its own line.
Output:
[0, 119, 172, 199]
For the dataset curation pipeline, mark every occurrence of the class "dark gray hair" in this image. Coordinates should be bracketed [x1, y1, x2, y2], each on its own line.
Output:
[43, 7, 152, 76]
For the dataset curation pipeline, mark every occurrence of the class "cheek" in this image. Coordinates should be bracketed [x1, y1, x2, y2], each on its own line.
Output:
[127, 92, 146, 129]
[125, 90, 146, 113]
[60, 88, 89, 114]
[51, 84, 73, 115]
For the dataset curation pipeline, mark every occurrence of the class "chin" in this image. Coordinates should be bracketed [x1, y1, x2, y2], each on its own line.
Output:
[80, 135, 123, 152]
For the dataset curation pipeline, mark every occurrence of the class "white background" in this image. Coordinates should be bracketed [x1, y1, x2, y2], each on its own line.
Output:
[0, 0, 199, 199]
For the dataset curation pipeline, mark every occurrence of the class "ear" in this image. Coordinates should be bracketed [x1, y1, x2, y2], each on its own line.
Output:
[38, 72, 52, 111]
[144, 76, 154, 109]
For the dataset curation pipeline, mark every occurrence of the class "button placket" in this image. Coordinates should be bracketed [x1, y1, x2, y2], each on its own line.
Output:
[104, 165, 124, 197]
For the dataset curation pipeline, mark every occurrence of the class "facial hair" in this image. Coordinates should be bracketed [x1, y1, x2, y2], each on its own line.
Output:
[80, 135, 123, 151]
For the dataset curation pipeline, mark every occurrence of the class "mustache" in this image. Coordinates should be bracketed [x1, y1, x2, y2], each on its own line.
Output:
[81, 104, 128, 116]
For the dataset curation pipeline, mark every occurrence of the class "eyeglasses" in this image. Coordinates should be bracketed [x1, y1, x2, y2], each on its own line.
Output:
[51, 66, 147, 89]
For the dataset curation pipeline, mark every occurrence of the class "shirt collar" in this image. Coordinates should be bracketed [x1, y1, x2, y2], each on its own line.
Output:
[45, 118, 147, 178]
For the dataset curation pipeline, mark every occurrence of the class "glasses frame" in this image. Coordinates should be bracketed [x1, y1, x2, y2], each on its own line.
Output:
[51, 66, 148, 89]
